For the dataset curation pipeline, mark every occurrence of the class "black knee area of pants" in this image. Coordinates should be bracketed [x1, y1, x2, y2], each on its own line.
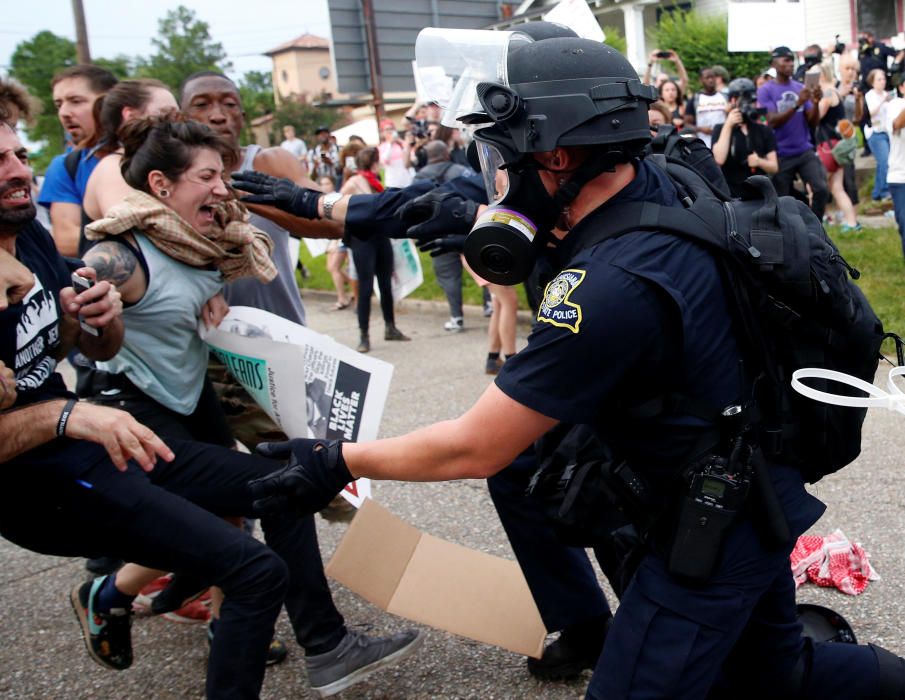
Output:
[232, 547, 290, 603]
[869, 644, 905, 699]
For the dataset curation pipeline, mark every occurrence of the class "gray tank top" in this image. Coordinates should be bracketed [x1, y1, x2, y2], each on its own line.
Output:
[223, 145, 307, 326]
[98, 232, 223, 414]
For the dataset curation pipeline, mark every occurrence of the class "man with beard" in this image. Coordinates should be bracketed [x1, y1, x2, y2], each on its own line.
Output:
[0, 117, 422, 699]
[37, 65, 117, 257]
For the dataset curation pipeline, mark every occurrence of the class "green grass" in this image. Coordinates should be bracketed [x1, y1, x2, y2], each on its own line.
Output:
[296, 245, 529, 309]
[829, 224, 905, 353]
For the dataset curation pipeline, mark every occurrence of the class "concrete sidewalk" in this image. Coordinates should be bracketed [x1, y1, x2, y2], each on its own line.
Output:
[1, 291, 904, 699]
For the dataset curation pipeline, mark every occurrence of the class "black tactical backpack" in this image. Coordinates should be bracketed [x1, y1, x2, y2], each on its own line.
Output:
[567, 156, 885, 483]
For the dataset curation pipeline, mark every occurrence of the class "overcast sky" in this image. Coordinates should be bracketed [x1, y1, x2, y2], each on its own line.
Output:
[0, 0, 333, 80]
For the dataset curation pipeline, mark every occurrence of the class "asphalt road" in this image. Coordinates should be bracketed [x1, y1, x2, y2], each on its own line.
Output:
[2, 290, 903, 699]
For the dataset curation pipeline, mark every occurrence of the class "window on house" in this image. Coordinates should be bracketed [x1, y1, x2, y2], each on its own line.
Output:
[857, 0, 898, 39]
[281, 70, 288, 83]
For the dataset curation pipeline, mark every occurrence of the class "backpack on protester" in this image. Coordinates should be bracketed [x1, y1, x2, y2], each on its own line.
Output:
[528, 156, 889, 557]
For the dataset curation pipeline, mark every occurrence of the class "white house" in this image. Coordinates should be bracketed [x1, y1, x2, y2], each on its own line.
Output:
[491, 0, 904, 72]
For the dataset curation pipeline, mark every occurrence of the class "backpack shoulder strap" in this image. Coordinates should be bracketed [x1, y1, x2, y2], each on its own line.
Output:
[63, 148, 81, 181]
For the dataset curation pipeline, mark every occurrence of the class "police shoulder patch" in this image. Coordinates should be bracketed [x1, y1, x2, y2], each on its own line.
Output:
[537, 268, 585, 334]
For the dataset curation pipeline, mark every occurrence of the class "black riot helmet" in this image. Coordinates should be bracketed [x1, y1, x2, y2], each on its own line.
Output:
[463, 38, 658, 284]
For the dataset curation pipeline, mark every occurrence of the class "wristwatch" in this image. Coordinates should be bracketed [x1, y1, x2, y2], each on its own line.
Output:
[322, 192, 343, 220]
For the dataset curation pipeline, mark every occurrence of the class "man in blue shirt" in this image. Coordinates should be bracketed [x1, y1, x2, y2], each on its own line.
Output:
[37, 65, 116, 257]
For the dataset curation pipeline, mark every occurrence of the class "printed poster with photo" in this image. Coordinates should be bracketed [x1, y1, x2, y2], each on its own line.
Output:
[201, 307, 395, 507]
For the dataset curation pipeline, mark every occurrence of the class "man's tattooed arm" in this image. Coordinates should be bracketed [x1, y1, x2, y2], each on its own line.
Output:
[83, 240, 140, 289]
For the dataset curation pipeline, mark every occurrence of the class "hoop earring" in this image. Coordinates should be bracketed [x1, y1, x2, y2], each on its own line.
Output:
[158, 189, 170, 198]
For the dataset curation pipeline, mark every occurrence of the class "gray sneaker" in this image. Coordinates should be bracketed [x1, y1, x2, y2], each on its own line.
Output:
[306, 628, 424, 698]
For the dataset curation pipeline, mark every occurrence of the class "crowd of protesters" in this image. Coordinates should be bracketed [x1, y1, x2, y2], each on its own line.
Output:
[1, 22, 905, 700]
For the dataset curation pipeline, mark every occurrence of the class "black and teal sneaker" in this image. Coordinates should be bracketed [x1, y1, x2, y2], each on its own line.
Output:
[70, 576, 133, 671]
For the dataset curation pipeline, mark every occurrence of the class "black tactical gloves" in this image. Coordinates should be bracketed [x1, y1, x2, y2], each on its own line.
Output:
[231, 171, 322, 220]
[395, 190, 479, 243]
[418, 234, 467, 257]
[250, 439, 353, 515]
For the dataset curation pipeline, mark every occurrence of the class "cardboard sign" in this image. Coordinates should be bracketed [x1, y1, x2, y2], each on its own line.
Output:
[326, 499, 547, 658]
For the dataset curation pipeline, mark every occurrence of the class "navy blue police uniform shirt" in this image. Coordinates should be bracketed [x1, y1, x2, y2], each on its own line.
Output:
[1, 220, 107, 473]
[496, 161, 745, 490]
[344, 172, 487, 239]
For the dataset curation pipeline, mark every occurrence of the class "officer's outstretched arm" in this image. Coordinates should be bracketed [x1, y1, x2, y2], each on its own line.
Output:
[343, 383, 558, 482]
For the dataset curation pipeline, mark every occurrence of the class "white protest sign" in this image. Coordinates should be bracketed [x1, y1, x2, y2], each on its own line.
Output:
[374, 238, 423, 303]
[203, 307, 396, 507]
[543, 0, 605, 43]
[727, 1, 806, 52]
[413, 60, 454, 106]
[303, 237, 331, 258]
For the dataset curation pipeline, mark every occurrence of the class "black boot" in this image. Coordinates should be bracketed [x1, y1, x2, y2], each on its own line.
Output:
[385, 324, 410, 341]
[357, 334, 370, 353]
[527, 614, 611, 680]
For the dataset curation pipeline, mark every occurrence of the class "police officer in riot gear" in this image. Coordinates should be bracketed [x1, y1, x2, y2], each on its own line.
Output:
[239, 29, 905, 699]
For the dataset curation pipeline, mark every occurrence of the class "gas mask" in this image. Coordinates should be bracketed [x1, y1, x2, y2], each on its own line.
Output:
[463, 130, 563, 285]
[413, 27, 655, 285]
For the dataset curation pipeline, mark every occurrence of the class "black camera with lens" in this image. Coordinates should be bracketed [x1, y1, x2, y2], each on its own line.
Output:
[406, 117, 429, 139]
[833, 34, 846, 55]
[737, 94, 766, 122]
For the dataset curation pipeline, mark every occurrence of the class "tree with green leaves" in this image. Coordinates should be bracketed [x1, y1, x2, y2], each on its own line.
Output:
[9, 31, 76, 168]
[650, 11, 770, 93]
[136, 5, 232, 91]
[237, 71, 276, 144]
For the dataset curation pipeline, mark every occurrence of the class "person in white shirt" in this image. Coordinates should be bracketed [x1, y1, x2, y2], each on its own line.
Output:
[885, 78, 905, 259]
[865, 69, 892, 200]
[279, 125, 307, 161]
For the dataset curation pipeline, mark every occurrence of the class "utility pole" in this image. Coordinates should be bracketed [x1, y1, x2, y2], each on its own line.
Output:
[71, 0, 92, 64]
[361, 0, 385, 123]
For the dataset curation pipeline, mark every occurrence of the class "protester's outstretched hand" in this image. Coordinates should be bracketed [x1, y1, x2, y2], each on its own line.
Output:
[395, 190, 479, 242]
[418, 234, 467, 257]
[65, 402, 174, 472]
[231, 171, 322, 220]
[251, 439, 353, 515]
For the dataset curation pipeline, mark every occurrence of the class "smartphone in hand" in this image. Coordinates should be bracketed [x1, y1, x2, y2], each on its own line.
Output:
[71, 272, 101, 337]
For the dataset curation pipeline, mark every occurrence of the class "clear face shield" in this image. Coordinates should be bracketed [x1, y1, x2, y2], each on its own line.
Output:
[474, 138, 510, 205]
[414, 27, 533, 128]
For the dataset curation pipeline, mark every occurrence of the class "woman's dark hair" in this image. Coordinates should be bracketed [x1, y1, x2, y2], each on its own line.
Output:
[119, 113, 235, 193]
[658, 79, 683, 106]
[356, 146, 379, 171]
[92, 79, 171, 157]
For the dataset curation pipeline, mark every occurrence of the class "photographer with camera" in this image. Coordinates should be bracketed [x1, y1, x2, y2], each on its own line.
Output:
[712, 78, 778, 197]
[377, 119, 413, 188]
[308, 125, 340, 189]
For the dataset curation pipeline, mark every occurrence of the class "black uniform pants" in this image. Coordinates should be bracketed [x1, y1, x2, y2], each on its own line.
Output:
[0, 438, 344, 700]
